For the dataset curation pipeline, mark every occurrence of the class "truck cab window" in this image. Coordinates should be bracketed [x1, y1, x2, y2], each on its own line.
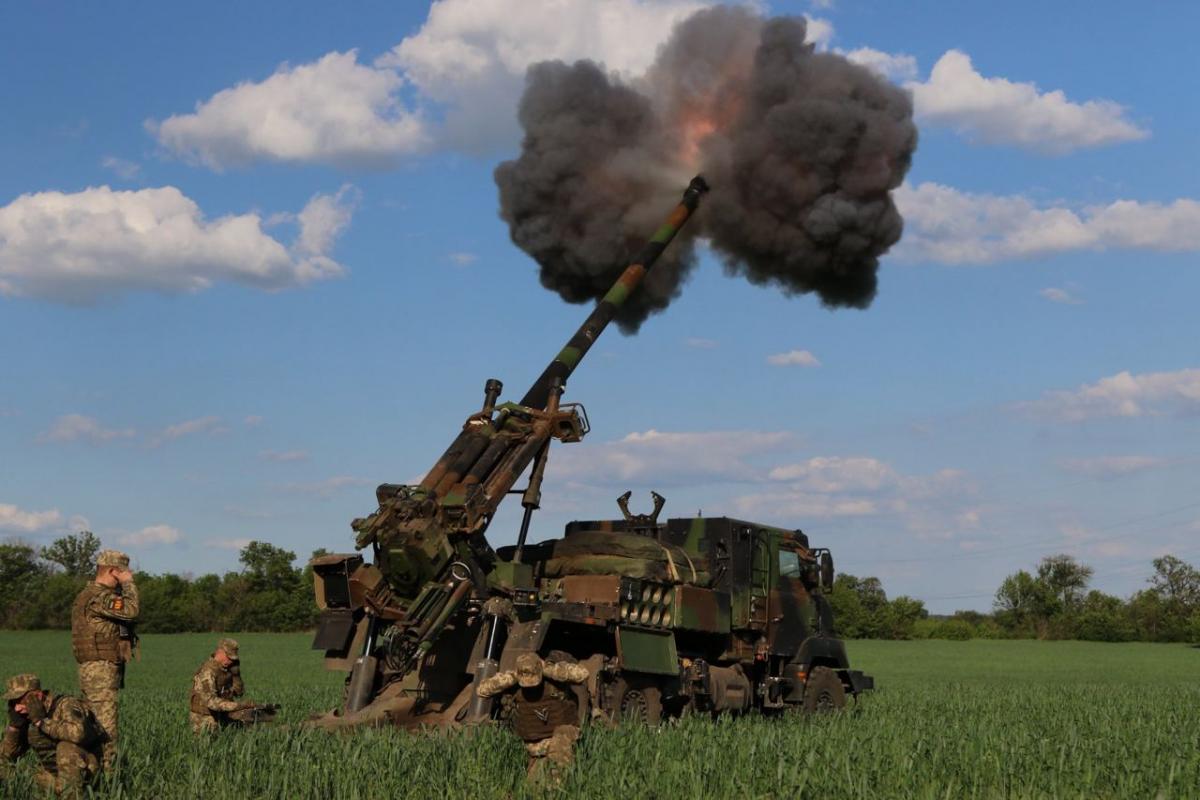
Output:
[779, 549, 802, 580]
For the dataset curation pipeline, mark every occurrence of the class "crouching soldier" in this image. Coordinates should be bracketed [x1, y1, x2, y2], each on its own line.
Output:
[476, 653, 589, 786]
[2, 674, 103, 796]
[189, 638, 278, 733]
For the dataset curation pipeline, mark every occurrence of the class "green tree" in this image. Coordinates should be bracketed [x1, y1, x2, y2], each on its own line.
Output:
[1036, 554, 1093, 611]
[1148, 555, 1200, 610]
[0, 541, 49, 628]
[40, 531, 103, 577]
[239, 541, 301, 592]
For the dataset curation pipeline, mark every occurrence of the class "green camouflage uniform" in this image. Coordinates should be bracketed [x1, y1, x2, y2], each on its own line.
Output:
[188, 640, 245, 734]
[71, 549, 139, 769]
[476, 655, 589, 785]
[3, 675, 103, 796]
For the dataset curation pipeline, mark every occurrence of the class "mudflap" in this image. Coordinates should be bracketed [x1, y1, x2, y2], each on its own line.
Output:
[841, 669, 874, 694]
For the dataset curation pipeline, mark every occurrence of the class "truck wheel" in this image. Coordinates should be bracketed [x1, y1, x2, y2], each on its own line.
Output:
[801, 667, 846, 713]
[612, 677, 663, 726]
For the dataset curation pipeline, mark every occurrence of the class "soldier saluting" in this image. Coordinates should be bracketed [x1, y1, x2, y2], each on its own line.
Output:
[70, 549, 138, 770]
[2, 673, 104, 795]
[476, 653, 589, 785]
[189, 638, 277, 733]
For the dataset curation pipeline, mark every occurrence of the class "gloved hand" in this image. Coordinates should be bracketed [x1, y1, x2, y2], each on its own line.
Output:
[24, 695, 46, 724]
[7, 706, 27, 729]
[228, 664, 241, 677]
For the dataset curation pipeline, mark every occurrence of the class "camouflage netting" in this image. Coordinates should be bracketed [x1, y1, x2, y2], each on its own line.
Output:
[536, 532, 710, 585]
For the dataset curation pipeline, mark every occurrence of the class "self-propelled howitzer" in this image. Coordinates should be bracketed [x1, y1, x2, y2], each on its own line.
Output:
[309, 177, 711, 724]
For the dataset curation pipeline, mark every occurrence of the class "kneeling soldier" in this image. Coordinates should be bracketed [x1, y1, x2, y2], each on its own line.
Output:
[476, 653, 589, 785]
[2, 674, 103, 796]
[189, 638, 277, 733]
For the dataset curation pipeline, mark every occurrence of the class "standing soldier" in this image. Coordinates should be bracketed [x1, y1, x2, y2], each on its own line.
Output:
[476, 653, 589, 785]
[71, 549, 138, 769]
[2, 674, 104, 795]
[189, 638, 277, 733]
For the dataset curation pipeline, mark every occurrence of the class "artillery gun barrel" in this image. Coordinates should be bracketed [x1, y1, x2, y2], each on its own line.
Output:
[519, 175, 710, 410]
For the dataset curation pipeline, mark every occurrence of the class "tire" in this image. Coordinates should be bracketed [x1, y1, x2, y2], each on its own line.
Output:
[611, 676, 663, 726]
[801, 666, 846, 714]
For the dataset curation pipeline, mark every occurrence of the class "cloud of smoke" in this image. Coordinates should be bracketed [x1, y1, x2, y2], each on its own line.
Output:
[495, 7, 916, 332]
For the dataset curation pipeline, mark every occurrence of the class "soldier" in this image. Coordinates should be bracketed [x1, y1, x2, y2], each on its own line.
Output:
[476, 653, 589, 785]
[71, 548, 138, 769]
[2, 674, 103, 796]
[189, 638, 277, 733]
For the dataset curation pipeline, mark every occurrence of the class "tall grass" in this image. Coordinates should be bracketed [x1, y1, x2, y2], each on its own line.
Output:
[1, 633, 1196, 798]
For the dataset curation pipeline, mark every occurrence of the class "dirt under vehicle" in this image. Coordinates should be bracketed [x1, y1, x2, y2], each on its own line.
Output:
[307, 176, 872, 729]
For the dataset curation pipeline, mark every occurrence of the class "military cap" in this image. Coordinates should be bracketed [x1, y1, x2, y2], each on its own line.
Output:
[218, 638, 240, 660]
[97, 550, 130, 568]
[515, 653, 543, 688]
[4, 673, 40, 702]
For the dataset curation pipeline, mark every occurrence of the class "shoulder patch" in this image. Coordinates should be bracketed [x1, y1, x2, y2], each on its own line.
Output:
[110, 597, 124, 611]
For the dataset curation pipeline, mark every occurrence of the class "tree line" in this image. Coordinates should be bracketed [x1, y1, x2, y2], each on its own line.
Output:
[3, 532, 1197, 642]
[828, 553, 1200, 642]
[0, 532, 323, 632]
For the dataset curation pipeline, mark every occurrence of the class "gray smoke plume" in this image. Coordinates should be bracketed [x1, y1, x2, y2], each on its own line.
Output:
[495, 7, 916, 332]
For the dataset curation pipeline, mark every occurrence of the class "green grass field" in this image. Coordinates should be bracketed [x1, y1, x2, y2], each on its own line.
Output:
[1, 633, 1197, 798]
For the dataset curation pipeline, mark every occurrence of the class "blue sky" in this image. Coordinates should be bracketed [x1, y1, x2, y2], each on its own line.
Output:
[2, 1, 1198, 612]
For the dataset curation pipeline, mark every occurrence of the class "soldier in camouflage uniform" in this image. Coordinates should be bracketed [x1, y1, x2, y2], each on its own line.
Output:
[71, 549, 138, 769]
[476, 653, 589, 785]
[189, 638, 276, 733]
[2, 674, 103, 796]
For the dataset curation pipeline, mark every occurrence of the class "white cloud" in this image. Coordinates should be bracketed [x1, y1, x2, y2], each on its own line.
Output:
[259, 449, 309, 463]
[1058, 455, 1165, 478]
[100, 156, 142, 180]
[554, 429, 794, 486]
[1021, 367, 1200, 422]
[0, 503, 64, 533]
[204, 537, 252, 551]
[243, 415, 264, 427]
[894, 182, 1200, 265]
[118, 524, 183, 547]
[447, 251, 477, 266]
[768, 456, 896, 493]
[150, 416, 226, 447]
[0, 186, 353, 303]
[1039, 287, 1083, 305]
[803, 16, 835, 49]
[843, 47, 918, 83]
[151, 51, 428, 169]
[153, 0, 707, 166]
[767, 350, 821, 368]
[909, 50, 1148, 153]
[685, 337, 718, 350]
[39, 414, 136, 444]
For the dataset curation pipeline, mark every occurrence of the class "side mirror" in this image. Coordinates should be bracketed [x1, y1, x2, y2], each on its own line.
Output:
[819, 551, 835, 590]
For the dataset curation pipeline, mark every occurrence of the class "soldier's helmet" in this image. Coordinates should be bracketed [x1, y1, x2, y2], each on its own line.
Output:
[218, 638, 240, 661]
[515, 653, 544, 688]
[4, 673, 41, 702]
[97, 550, 130, 569]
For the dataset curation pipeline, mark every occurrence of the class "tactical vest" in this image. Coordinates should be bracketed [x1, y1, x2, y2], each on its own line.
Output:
[511, 682, 578, 742]
[71, 584, 123, 664]
[189, 661, 236, 715]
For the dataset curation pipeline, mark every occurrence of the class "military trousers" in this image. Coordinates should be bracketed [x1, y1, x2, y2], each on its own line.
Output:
[78, 660, 121, 768]
[524, 724, 580, 785]
[33, 741, 101, 796]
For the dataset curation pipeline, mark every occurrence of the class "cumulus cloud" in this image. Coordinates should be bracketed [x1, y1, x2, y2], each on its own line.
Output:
[1039, 287, 1083, 305]
[118, 524, 184, 547]
[151, 51, 428, 169]
[554, 429, 794, 486]
[0, 186, 354, 303]
[1020, 367, 1200, 422]
[909, 50, 1148, 153]
[39, 414, 136, 444]
[767, 350, 821, 368]
[893, 182, 1200, 265]
[1058, 455, 1166, 478]
[736, 455, 972, 534]
[0, 503, 64, 533]
[843, 47, 918, 82]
